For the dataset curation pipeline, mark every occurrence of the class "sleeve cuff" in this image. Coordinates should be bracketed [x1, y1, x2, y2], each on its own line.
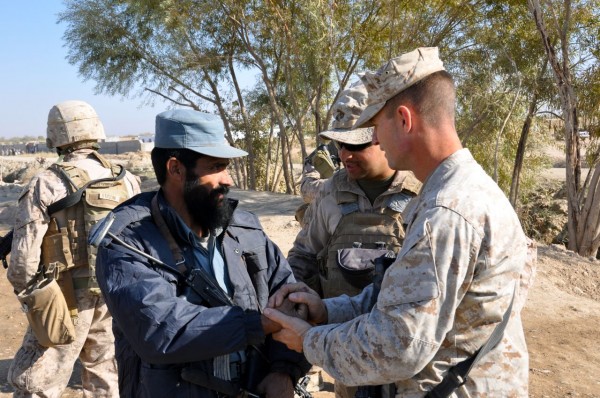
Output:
[244, 310, 266, 346]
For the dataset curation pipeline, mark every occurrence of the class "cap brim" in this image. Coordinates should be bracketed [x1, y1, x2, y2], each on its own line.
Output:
[319, 127, 373, 144]
[188, 145, 248, 158]
[353, 102, 386, 129]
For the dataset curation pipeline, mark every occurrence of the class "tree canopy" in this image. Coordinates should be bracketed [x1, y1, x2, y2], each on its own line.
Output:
[60, 0, 600, 255]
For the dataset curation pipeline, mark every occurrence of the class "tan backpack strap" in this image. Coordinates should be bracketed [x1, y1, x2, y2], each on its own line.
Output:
[150, 194, 187, 274]
[90, 152, 112, 169]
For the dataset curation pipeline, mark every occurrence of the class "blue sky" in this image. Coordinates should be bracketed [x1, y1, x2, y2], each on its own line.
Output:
[0, 1, 165, 138]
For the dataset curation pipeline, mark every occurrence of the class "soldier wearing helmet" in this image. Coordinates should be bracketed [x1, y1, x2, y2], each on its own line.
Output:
[7, 100, 141, 397]
[46, 100, 107, 154]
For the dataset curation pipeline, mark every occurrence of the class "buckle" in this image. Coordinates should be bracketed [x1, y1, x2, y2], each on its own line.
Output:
[448, 367, 466, 387]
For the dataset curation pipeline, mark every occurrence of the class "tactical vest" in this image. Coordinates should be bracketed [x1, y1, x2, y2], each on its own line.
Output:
[41, 153, 130, 294]
[317, 190, 413, 298]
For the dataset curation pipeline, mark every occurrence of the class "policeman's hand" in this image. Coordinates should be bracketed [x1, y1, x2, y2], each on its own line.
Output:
[257, 372, 294, 398]
[275, 297, 308, 321]
[268, 282, 327, 325]
[263, 308, 312, 352]
[261, 314, 282, 335]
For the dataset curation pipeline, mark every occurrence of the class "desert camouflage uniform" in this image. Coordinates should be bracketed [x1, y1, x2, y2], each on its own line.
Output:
[299, 163, 325, 204]
[295, 164, 325, 227]
[289, 168, 420, 295]
[290, 168, 420, 398]
[7, 149, 140, 398]
[302, 149, 532, 397]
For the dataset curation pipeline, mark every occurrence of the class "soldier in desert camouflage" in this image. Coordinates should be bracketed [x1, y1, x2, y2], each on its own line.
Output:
[7, 100, 140, 397]
[265, 47, 534, 397]
[289, 82, 420, 398]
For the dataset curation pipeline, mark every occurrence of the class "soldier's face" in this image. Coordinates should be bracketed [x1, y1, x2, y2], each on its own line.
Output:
[337, 140, 393, 180]
[372, 106, 409, 171]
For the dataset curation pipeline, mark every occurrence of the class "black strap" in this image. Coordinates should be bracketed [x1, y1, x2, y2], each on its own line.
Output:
[150, 194, 187, 275]
[47, 165, 126, 216]
[425, 288, 516, 398]
[149, 193, 234, 307]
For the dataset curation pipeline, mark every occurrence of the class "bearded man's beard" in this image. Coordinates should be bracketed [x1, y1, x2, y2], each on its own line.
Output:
[183, 179, 232, 231]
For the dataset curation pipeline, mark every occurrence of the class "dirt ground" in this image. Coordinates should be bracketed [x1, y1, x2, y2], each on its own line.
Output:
[0, 154, 599, 397]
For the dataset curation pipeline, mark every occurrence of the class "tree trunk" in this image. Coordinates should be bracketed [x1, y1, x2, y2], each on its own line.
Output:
[509, 60, 547, 208]
[494, 82, 521, 182]
[528, 0, 584, 253]
[228, 56, 256, 190]
[509, 97, 536, 208]
[576, 164, 600, 256]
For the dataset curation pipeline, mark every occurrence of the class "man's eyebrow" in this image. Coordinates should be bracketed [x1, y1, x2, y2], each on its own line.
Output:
[210, 159, 230, 167]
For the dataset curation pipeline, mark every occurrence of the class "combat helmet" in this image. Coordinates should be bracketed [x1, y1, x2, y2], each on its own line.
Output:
[46, 100, 105, 150]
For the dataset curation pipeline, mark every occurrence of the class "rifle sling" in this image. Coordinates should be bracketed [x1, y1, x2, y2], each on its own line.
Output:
[425, 287, 516, 398]
[150, 193, 234, 307]
[47, 165, 126, 216]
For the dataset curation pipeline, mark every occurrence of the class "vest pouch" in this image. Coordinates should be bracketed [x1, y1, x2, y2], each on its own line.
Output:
[41, 218, 73, 271]
[82, 182, 129, 292]
[312, 149, 336, 178]
[17, 277, 76, 347]
[336, 248, 390, 289]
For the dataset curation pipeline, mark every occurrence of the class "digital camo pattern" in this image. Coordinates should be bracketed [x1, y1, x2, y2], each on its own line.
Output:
[319, 80, 373, 145]
[289, 168, 421, 295]
[46, 101, 105, 149]
[8, 289, 118, 397]
[7, 149, 141, 292]
[299, 163, 326, 204]
[354, 47, 445, 129]
[7, 149, 140, 397]
[303, 149, 532, 397]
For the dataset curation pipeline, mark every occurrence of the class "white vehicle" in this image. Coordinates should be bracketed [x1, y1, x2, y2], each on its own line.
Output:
[579, 130, 590, 139]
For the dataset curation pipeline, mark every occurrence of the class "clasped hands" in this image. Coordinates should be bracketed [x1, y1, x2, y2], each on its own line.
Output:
[261, 282, 327, 352]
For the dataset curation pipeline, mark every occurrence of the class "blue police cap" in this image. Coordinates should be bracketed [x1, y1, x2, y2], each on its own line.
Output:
[155, 109, 247, 158]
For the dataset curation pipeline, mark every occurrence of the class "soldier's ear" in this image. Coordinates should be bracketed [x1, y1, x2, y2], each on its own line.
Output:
[398, 105, 412, 133]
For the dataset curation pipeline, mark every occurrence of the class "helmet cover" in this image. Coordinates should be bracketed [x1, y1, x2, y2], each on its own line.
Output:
[46, 100, 105, 149]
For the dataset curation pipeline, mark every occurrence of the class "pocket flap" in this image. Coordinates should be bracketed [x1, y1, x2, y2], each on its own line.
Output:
[337, 248, 389, 274]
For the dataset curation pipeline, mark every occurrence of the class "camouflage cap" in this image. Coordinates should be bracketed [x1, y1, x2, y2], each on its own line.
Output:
[319, 82, 373, 145]
[353, 47, 445, 128]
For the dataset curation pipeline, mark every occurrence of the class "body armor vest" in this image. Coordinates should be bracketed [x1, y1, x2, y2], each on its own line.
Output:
[41, 153, 129, 291]
[317, 190, 410, 298]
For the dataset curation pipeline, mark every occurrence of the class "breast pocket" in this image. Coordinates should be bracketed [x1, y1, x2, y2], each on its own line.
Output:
[241, 246, 269, 306]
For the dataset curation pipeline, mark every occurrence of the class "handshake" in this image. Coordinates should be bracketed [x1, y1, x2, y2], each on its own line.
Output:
[261, 282, 328, 353]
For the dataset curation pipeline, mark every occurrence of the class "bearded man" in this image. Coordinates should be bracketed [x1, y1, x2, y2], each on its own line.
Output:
[92, 109, 309, 398]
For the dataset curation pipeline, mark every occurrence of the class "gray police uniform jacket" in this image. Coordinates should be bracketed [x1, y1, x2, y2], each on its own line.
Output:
[94, 191, 308, 397]
[302, 149, 532, 397]
[288, 168, 421, 297]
